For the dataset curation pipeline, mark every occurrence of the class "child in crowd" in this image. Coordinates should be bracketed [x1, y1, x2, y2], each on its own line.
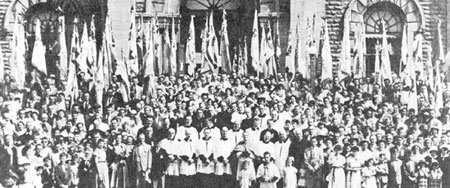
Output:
[362, 158, 377, 188]
[34, 166, 44, 188]
[429, 160, 442, 188]
[375, 153, 388, 188]
[417, 161, 429, 188]
[238, 159, 255, 188]
[282, 156, 298, 188]
[297, 166, 306, 188]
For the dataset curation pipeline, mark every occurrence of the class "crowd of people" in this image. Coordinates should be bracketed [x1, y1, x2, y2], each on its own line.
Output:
[1, 70, 450, 188]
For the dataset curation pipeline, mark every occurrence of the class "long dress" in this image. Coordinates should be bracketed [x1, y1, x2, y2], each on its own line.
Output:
[94, 149, 109, 188]
[362, 166, 377, 188]
[109, 144, 129, 188]
[283, 166, 298, 188]
[346, 156, 362, 188]
[326, 154, 346, 188]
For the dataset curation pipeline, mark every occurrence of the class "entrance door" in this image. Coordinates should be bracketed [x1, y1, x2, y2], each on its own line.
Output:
[365, 37, 401, 76]
[363, 2, 404, 76]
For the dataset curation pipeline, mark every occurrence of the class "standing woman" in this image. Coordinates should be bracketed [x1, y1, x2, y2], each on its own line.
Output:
[346, 146, 362, 188]
[109, 135, 129, 188]
[402, 151, 417, 188]
[94, 139, 109, 188]
[326, 144, 346, 188]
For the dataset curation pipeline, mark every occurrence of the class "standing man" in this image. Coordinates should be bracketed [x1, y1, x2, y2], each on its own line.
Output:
[303, 136, 324, 188]
[275, 131, 291, 187]
[151, 140, 169, 188]
[178, 129, 197, 188]
[388, 147, 403, 188]
[160, 128, 180, 188]
[132, 132, 152, 188]
[214, 127, 234, 188]
[195, 128, 216, 188]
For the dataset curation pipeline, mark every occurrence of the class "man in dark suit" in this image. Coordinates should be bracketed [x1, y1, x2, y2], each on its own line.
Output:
[388, 147, 402, 188]
[0, 135, 18, 175]
[54, 153, 70, 188]
[0, 135, 18, 187]
[78, 92, 93, 114]
[151, 140, 169, 188]
[41, 157, 54, 188]
[102, 88, 120, 111]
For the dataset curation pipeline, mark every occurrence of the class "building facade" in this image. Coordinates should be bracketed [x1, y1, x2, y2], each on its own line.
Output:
[0, 0, 449, 77]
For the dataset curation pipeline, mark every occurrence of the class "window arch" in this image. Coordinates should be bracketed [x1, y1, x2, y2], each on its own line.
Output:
[364, 2, 405, 34]
[346, 0, 424, 33]
[24, 3, 60, 47]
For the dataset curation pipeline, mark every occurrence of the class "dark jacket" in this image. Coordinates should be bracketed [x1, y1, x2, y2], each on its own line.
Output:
[150, 147, 169, 178]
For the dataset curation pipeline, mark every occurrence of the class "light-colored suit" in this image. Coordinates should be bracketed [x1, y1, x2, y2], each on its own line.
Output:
[133, 143, 152, 188]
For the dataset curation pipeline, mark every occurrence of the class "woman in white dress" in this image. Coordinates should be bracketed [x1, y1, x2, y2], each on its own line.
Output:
[326, 144, 346, 188]
[282, 156, 298, 188]
[346, 146, 362, 188]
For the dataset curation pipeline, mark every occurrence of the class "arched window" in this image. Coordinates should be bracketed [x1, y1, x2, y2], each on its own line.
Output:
[24, 3, 60, 47]
[364, 5, 404, 34]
